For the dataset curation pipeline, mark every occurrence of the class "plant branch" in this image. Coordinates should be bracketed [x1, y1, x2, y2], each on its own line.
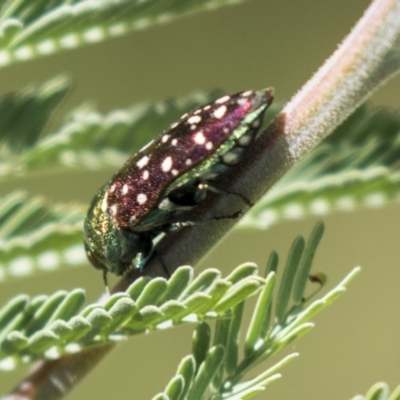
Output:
[5, 0, 400, 398]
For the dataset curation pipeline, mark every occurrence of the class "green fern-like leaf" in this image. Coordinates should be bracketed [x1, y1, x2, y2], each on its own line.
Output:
[0, 0, 250, 68]
[0, 263, 265, 370]
[0, 191, 86, 281]
[155, 223, 360, 399]
[0, 75, 69, 156]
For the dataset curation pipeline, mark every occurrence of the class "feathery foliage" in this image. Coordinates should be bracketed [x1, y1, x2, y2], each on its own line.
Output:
[0, 191, 85, 280]
[0, 0, 250, 68]
[0, 262, 265, 370]
[0, 221, 359, 400]
[153, 223, 359, 399]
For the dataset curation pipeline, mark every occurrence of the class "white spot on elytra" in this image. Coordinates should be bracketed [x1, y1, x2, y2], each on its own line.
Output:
[242, 90, 253, 97]
[162, 156, 173, 172]
[214, 105, 227, 119]
[171, 138, 178, 146]
[162, 134, 170, 143]
[110, 204, 118, 214]
[206, 142, 213, 150]
[194, 109, 202, 115]
[188, 115, 201, 124]
[122, 184, 129, 195]
[237, 98, 247, 105]
[129, 215, 137, 224]
[172, 169, 179, 176]
[137, 155, 149, 169]
[101, 192, 108, 212]
[181, 113, 188, 120]
[216, 95, 230, 104]
[186, 159, 193, 166]
[110, 184, 116, 193]
[142, 170, 149, 180]
[223, 128, 230, 134]
[170, 122, 178, 129]
[203, 105, 211, 111]
[137, 193, 147, 204]
[194, 131, 206, 145]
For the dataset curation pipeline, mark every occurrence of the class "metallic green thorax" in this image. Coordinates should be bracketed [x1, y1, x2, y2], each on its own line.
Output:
[84, 185, 120, 272]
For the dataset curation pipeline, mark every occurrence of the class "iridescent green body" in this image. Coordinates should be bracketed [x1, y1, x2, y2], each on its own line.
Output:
[84, 88, 274, 284]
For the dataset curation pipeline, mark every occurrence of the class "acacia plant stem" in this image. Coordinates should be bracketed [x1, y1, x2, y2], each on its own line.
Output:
[6, 0, 400, 398]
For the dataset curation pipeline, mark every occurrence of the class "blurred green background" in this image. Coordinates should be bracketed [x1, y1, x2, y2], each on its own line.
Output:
[1, 0, 400, 398]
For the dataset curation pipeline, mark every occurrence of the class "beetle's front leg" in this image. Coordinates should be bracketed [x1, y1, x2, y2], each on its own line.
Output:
[163, 210, 243, 233]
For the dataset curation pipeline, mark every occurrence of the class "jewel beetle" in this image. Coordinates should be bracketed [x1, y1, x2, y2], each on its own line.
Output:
[84, 88, 274, 286]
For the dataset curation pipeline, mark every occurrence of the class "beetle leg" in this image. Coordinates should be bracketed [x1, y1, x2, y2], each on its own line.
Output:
[163, 210, 243, 233]
[205, 183, 253, 207]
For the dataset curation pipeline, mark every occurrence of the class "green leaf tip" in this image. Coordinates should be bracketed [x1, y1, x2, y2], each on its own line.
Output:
[275, 235, 305, 322]
[351, 381, 400, 400]
[165, 375, 185, 399]
[293, 221, 325, 305]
